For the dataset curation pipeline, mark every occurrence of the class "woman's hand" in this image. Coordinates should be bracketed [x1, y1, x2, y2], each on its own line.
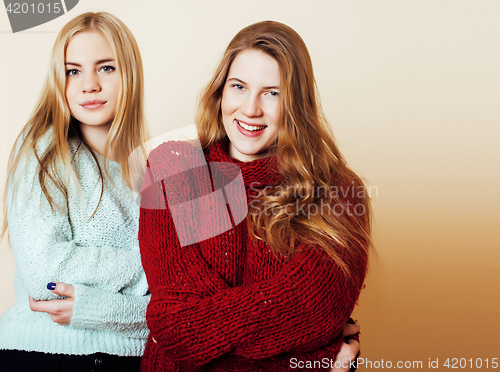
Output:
[330, 323, 361, 372]
[29, 282, 75, 325]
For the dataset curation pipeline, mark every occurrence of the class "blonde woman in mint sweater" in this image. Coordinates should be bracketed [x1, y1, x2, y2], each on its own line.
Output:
[0, 12, 150, 372]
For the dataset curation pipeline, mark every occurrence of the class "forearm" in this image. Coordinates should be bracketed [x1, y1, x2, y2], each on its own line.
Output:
[11, 236, 144, 300]
[147, 248, 359, 366]
[9, 189, 143, 299]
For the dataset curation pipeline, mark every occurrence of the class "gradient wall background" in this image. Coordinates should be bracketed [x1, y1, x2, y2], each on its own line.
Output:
[1, 1, 499, 370]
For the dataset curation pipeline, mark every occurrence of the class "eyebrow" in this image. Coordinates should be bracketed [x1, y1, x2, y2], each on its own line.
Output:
[227, 77, 280, 90]
[65, 58, 116, 67]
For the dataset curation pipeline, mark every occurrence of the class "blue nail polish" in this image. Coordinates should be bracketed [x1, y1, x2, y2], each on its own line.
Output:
[47, 282, 56, 290]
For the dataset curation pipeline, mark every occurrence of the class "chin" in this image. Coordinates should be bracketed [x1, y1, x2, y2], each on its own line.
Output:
[238, 146, 262, 156]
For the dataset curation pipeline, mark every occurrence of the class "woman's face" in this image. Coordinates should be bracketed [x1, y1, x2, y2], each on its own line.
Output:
[221, 49, 281, 162]
[65, 31, 119, 131]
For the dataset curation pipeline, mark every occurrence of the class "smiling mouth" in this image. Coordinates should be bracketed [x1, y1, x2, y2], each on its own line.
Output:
[236, 120, 267, 132]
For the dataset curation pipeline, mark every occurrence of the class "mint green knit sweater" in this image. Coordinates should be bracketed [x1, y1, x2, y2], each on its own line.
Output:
[0, 136, 149, 356]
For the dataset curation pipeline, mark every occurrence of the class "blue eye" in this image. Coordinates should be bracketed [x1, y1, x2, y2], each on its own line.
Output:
[100, 65, 116, 73]
[232, 84, 244, 90]
[66, 69, 79, 77]
[268, 91, 279, 97]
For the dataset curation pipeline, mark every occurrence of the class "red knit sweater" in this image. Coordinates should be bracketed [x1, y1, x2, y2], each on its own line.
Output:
[139, 140, 367, 372]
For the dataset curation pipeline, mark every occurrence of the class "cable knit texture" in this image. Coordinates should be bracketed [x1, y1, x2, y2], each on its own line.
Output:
[139, 140, 367, 371]
[0, 133, 149, 356]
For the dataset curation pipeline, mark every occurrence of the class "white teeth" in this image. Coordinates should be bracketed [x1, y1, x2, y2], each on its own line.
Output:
[237, 120, 266, 131]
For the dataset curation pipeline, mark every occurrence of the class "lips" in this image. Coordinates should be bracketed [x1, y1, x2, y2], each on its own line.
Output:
[80, 99, 107, 109]
[235, 119, 267, 138]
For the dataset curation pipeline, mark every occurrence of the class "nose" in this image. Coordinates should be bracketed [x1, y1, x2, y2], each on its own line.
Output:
[240, 93, 263, 117]
[82, 72, 101, 93]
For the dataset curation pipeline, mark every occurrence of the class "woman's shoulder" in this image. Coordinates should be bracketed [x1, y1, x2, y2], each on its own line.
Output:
[9, 128, 54, 184]
[12, 126, 53, 159]
[10, 128, 93, 195]
[147, 140, 207, 178]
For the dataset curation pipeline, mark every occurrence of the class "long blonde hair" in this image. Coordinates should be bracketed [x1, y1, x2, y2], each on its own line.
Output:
[2, 12, 149, 239]
[196, 21, 371, 279]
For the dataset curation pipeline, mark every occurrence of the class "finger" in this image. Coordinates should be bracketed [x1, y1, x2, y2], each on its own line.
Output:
[329, 365, 349, 372]
[345, 337, 360, 345]
[330, 348, 352, 372]
[330, 346, 359, 372]
[28, 297, 39, 311]
[49, 312, 72, 326]
[343, 323, 360, 337]
[29, 297, 74, 314]
[47, 282, 75, 298]
[29, 298, 53, 312]
[340, 341, 358, 357]
[345, 339, 360, 356]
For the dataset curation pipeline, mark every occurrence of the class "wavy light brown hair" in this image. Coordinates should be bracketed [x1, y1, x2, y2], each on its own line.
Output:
[2, 12, 149, 239]
[196, 21, 372, 279]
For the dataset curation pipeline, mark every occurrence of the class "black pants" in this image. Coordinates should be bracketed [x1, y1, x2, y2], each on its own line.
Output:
[0, 350, 141, 372]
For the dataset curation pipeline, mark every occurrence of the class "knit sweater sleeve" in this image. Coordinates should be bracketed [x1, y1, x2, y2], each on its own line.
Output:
[7, 150, 145, 302]
[139, 178, 361, 368]
[69, 283, 150, 339]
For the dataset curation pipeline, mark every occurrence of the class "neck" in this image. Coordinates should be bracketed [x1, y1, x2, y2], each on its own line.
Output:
[79, 123, 111, 158]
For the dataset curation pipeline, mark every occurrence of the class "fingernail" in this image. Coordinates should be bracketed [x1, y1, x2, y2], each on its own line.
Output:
[47, 282, 56, 290]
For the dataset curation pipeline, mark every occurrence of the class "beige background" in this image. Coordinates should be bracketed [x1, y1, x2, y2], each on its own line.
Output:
[1, 1, 499, 370]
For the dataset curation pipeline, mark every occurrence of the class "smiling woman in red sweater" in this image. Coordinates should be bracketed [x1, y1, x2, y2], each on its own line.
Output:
[139, 21, 372, 372]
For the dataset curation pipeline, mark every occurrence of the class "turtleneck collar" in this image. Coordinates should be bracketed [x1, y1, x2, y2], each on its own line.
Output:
[205, 140, 282, 188]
